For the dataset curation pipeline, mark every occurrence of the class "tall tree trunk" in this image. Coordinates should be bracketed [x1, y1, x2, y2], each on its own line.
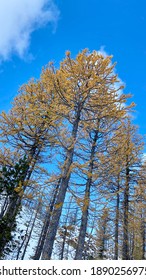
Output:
[59, 196, 72, 260]
[98, 222, 107, 259]
[33, 179, 60, 260]
[41, 111, 81, 260]
[21, 202, 41, 260]
[75, 130, 98, 260]
[60, 226, 68, 260]
[114, 175, 120, 260]
[141, 212, 145, 259]
[16, 211, 34, 260]
[130, 231, 134, 260]
[122, 160, 130, 260]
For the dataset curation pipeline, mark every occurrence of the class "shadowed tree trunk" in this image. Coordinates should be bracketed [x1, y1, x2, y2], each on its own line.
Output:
[33, 179, 60, 259]
[21, 202, 41, 260]
[114, 175, 120, 260]
[122, 158, 130, 260]
[41, 110, 81, 259]
[75, 130, 98, 260]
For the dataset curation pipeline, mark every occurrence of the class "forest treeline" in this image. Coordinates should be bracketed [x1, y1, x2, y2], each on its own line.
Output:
[0, 49, 145, 260]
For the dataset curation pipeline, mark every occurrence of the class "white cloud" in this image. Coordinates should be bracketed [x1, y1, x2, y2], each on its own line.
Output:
[97, 46, 126, 96]
[0, 0, 59, 61]
[97, 45, 109, 57]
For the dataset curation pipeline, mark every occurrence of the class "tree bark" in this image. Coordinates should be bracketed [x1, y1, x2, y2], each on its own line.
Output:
[122, 160, 130, 260]
[75, 130, 98, 260]
[41, 110, 81, 260]
[114, 175, 120, 260]
[33, 180, 60, 259]
[21, 203, 40, 260]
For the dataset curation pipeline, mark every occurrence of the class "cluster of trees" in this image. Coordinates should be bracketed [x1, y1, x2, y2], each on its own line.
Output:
[0, 49, 145, 260]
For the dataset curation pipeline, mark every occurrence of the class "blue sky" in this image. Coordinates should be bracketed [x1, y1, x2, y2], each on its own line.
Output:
[0, 0, 146, 137]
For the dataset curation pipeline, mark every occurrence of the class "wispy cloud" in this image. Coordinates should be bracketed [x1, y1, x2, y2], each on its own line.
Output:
[98, 46, 126, 95]
[0, 0, 59, 61]
[97, 45, 109, 57]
